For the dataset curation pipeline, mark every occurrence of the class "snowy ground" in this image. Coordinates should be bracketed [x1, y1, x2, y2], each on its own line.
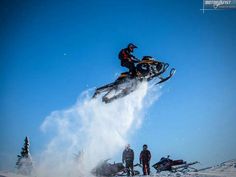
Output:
[190, 159, 236, 177]
[0, 171, 25, 177]
[1, 159, 235, 177]
[150, 159, 236, 177]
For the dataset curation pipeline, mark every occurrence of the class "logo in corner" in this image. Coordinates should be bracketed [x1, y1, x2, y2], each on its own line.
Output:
[201, 0, 236, 12]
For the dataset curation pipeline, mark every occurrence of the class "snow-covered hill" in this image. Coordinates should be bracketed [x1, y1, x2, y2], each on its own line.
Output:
[154, 159, 236, 177]
[192, 159, 236, 177]
[1, 159, 235, 177]
[150, 159, 236, 177]
[0, 171, 25, 177]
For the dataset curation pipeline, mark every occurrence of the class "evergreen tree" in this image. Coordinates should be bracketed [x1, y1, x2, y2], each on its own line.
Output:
[16, 136, 33, 176]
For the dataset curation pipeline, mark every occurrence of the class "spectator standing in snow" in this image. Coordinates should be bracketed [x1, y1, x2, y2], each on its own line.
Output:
[139, 144, 151, 175]
[122, 144, 134, 176]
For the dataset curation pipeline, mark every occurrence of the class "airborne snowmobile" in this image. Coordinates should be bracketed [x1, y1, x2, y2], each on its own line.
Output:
[152, 155, 199, 173]
[92, 56, 176, 103]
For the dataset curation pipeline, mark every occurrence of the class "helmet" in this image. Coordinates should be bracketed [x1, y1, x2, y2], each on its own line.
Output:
[143, 144, 148, 149]
[127, 43, 137, 52]
[127, 43, 138, 49]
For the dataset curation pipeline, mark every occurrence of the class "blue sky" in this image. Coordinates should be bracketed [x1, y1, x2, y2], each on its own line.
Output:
[1, 0, 236, 170]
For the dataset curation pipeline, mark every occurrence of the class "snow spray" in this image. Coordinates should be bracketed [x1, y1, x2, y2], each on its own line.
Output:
[35, 82, 160, 177]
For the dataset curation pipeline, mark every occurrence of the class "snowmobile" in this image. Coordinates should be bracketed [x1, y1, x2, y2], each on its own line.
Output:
[152, 155, 199, 173]
[92, 56, 176, 103]
[91, 159, 140, 176]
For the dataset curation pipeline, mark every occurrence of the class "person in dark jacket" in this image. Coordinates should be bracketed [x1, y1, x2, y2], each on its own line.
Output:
[122, 144, 134, 176]
[139, 144, 151, 175]
[118, 43, 139, 77]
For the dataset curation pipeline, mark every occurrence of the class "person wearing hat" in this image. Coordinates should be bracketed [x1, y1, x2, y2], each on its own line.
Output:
[118, 43, 139, 77]
[139, 144, 151, 175]
[122, 144, 134, 176]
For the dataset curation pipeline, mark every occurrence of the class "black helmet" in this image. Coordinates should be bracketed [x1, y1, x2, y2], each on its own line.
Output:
[143, 144, 148, 149]
[127, 43, 138, 49]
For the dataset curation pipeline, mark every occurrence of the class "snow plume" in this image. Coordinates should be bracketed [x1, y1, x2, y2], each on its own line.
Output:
[35, 82, 161, 177]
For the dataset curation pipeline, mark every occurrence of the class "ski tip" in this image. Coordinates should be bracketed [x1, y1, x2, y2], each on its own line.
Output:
[170, 68, 176, 75]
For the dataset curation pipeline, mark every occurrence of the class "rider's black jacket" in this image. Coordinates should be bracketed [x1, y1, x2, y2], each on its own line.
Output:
[139, 149, 151, 163]
[118, 48, 136, 62]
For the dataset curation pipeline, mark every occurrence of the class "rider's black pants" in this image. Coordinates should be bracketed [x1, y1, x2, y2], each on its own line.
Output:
[121, 60, 136, 77]
[142, 161, 150, 175]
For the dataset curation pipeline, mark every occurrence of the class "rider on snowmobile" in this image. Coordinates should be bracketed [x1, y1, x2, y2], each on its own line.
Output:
[118, 43, 139, 77]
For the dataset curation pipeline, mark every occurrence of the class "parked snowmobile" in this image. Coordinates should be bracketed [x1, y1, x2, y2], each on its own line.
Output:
[92, 56, 176, 103]
[152, 155, 199, 173]
[91, 159, 140, 176]
[91, 159, 124, 176]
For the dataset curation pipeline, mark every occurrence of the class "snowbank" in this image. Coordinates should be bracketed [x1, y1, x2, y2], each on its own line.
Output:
[1, 159, 235, 177]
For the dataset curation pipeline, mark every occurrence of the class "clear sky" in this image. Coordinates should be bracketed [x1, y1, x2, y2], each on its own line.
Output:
[1, 0, 236, 170]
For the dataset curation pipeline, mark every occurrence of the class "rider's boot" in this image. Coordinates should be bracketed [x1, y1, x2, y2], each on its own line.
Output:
[129, 69, 137, 78]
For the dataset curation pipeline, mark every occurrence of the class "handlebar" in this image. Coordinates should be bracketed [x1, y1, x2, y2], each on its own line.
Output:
[132, 57, 140, 63]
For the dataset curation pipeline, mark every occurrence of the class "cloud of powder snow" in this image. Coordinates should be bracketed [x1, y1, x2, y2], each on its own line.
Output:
[35, 82, 161, 177]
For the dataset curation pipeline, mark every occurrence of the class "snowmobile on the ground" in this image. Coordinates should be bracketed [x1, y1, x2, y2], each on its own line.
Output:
[91, 159, 140, 176]
[92, 56, 176, 103]
[152, 155, 199, 173]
